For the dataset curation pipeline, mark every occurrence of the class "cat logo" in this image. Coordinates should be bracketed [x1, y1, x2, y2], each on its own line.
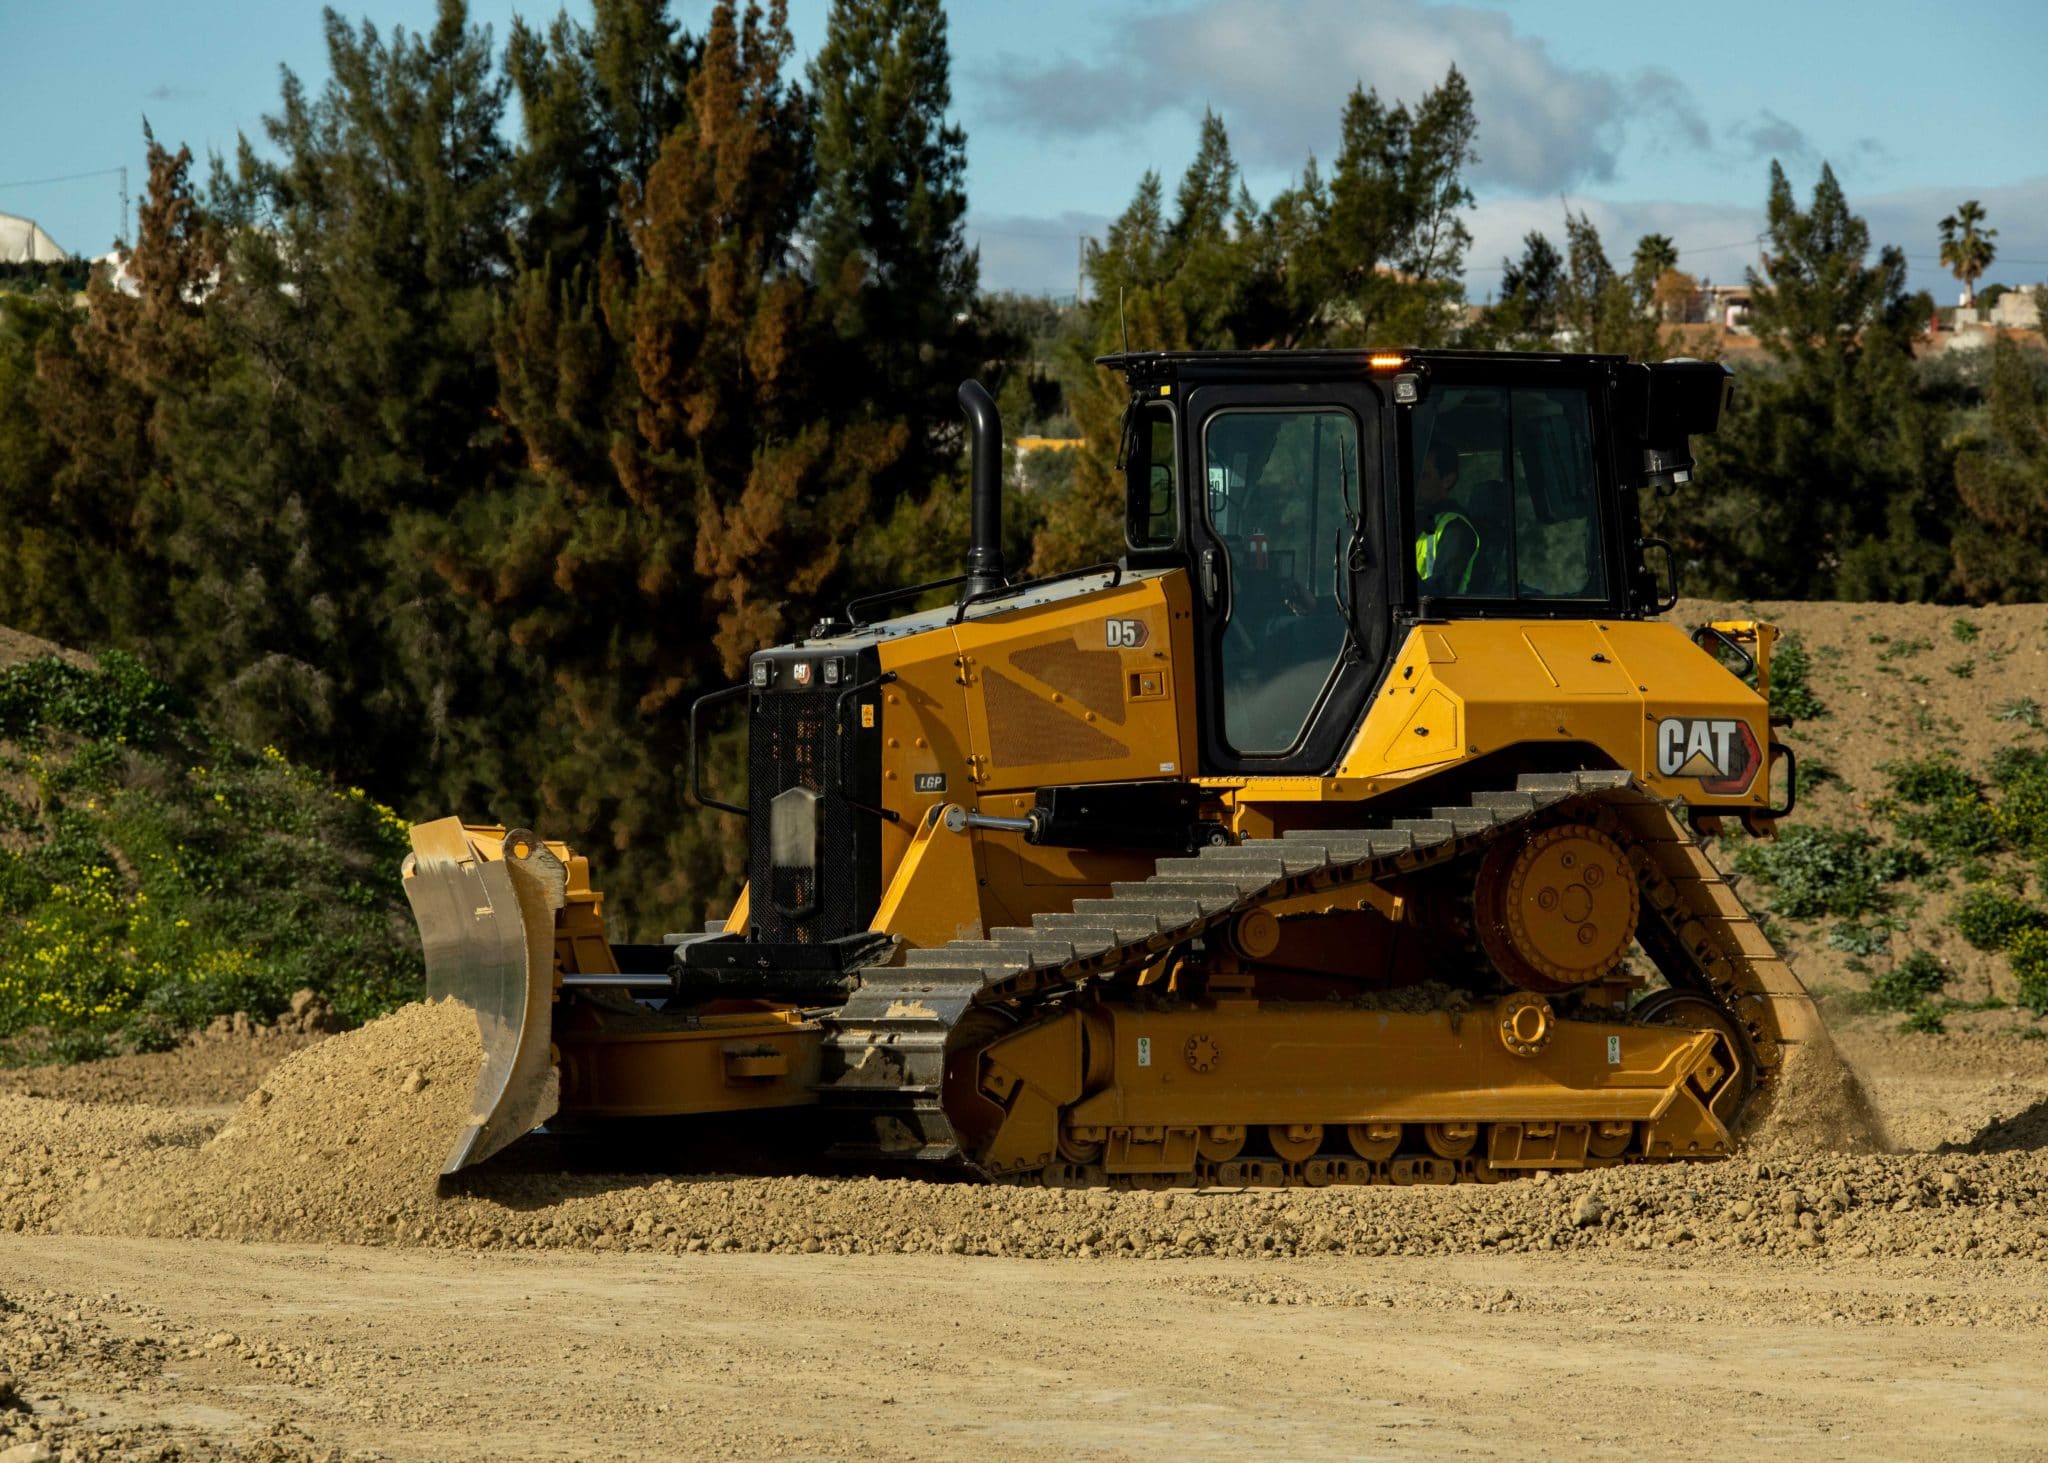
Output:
[1106, 618, 1149, 649]
[1655, 716, 1761, 794]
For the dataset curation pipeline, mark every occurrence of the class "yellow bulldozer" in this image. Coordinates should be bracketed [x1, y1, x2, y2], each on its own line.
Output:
[405, 347, 1823, 1187]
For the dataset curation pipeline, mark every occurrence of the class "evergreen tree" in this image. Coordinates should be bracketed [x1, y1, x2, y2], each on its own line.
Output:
[1257, 69, 1477, 347]
[806, 0, 979, 504]
[1653, 163, 1949, 600]
[1953, 334, 2048, 599]
[1489, 230, 1563, 343]
[20, 134, 216, 652]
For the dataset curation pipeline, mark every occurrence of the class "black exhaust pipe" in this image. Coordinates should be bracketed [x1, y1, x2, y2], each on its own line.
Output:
[958, 379, 1006, 603]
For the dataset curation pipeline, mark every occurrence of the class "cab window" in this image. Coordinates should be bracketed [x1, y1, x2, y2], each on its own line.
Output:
[1204, 407, 1359, 753]
[1126, 404, 1179, 549]
[1410, 385, 1606, 601]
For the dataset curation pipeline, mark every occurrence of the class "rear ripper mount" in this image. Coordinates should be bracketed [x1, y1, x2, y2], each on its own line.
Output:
[810, 770, 1821, 1187]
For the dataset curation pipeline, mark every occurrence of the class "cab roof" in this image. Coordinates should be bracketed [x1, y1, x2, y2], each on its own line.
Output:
[1096, 347, 1634, 385]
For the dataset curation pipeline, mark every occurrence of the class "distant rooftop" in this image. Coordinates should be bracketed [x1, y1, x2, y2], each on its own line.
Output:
[0, 212, 66, 264]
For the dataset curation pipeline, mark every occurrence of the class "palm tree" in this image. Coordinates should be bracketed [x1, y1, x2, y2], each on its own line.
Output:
[1632, 233, 1679, 282]
[1939, 201, 1998, 309]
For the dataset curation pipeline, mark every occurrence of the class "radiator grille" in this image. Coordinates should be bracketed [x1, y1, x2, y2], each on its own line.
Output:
[747, 686, 872, 944]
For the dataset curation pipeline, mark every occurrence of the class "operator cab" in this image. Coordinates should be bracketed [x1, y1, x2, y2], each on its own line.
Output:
[1102, 348, 1730, 778]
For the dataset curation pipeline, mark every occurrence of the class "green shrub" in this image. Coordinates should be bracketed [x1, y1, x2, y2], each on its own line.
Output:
[1952, 887, 2046, 952]
[1767, 634, 1825, 720]
[1882, 755, 1979, 805]
[1870, 950, 1948, 1012]
[1900, 1005, 1948, 1035]
[1989, 745, 2048, 786]
[0, 652, 186, 748]
[1732, 826, 1928, 920]
[0, 656, 421, 1061]
[1997, 698, 2043, 728]
[1990, 752, 2048, 856]
[1951, 617, 1980, 644]
[1876, 636, 1933, 663]
[1826, 921, 1891, 957]
[1894, 793, 2005, 859]
[2012, 928, 2048, 1016]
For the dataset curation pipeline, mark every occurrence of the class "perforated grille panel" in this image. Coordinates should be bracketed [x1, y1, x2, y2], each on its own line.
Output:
[981, 667, 1128, 768]
[746, 656, 881, 945]
[1009, 640, 1127, 725]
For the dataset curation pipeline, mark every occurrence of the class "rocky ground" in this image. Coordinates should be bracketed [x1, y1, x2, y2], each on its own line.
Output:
[0, 1005, 2036, 1458]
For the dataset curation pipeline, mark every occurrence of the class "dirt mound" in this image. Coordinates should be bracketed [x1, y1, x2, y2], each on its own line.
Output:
[0, 625, 89, 672]
[59, 999, 480, 1244]
[0, 999, 2037, 1272]
[0, 993, 342, 1109]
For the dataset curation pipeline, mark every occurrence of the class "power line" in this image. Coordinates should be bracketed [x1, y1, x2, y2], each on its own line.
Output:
[0, 166, 125, 191]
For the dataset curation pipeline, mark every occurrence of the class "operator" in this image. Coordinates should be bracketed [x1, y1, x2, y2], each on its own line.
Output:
[1414, 436, 1480, 595]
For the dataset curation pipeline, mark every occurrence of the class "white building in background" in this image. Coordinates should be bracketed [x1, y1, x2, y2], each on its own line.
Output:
[0, 212, 65, 263]
[1988, 289, 2041, 330]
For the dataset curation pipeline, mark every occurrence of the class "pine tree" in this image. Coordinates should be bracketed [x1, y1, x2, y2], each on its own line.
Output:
[1257, 69, 1477, 348]
[1953, 335, 2048, 600]
[806, 0, 978, 503]
[1652, 163, 1949, 600]
[21, 133, 216, 651]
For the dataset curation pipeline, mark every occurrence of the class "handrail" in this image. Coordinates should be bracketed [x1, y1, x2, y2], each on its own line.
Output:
[951, 562, 1124, 625]
[845, 573, 971, 628]
[686, 682, 749, 816]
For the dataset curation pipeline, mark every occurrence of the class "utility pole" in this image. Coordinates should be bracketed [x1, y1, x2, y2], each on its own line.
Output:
[119, 166, 129, 247]
[1077, 233, 1085, 307]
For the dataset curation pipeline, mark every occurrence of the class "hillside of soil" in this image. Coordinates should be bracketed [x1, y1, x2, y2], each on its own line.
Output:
[1676, 598, 2048, 1037]
[0, 642, 421, 1069]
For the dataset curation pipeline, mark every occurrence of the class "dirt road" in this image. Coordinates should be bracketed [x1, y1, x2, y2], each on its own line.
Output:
[0, 1009, 2041, 1459]
[3, 1235, 2045, 1460]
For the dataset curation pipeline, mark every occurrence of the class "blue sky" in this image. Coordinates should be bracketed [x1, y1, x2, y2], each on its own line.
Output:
[3, 0, 2045, 300]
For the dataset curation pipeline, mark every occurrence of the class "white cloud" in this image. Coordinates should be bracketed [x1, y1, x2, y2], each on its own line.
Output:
[982, 0, 1709, 194]
[968, 210, 1112, 298]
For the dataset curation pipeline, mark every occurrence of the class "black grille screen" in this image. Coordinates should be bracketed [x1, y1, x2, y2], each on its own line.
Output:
[746, 659, 881, 945]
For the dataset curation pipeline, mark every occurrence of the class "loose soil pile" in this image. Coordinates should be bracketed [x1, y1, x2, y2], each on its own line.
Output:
[0, 1001, 2031, 1276]
[1676, 596, 2048, 1022]
[60, 999, 480, 1245]
[0, 993, 342, 1109]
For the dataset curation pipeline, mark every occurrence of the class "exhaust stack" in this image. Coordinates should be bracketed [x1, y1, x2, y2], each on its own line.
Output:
[958, 379, 1006, 603]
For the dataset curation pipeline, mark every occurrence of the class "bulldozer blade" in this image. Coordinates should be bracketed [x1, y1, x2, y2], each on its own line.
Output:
[403, 819, 564, 1175]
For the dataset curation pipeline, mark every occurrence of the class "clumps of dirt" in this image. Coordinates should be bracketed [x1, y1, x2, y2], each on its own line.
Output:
[1750, 1030, 1891, 1157]
[6, 999, 2046, 1272]
[0, 991, 344, 1109]
[59, 999, 480, 1245]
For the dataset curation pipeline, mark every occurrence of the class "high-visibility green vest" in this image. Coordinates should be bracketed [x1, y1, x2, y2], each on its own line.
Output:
[1415, 509, 1479, 593]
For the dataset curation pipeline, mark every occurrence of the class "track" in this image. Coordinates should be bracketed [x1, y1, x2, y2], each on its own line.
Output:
[818, 770, 1818, 1177]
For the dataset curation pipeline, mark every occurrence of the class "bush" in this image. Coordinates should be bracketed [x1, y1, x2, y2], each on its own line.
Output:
[1732, 826, 1928, 920]
[2013, 928, 2048, 1016]
[0, 656, 422, 1061]
[1951, 887, 2046, 952]
[1951, 617, 1980, 643]
[1899, 1005, 1948, 1035]
[1989, 749, 2048, 856]
[0, 652, 186, 748]
[1883, 755, 1977, 804]
[1767, 634, 1825, 720]
[1826, 921, 1891, 956]
[1894, 793, 2005, 859]
[1870, 950, 1948, 1012]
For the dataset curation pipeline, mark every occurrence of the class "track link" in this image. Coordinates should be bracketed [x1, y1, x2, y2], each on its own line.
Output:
[817, 771, 1814, 1177]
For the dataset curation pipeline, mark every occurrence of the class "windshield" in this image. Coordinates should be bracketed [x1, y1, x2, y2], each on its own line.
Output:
[1409, 384, 1607, 601]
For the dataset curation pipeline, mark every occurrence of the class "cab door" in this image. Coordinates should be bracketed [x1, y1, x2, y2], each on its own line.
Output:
[1184, 380, 1391, 775]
